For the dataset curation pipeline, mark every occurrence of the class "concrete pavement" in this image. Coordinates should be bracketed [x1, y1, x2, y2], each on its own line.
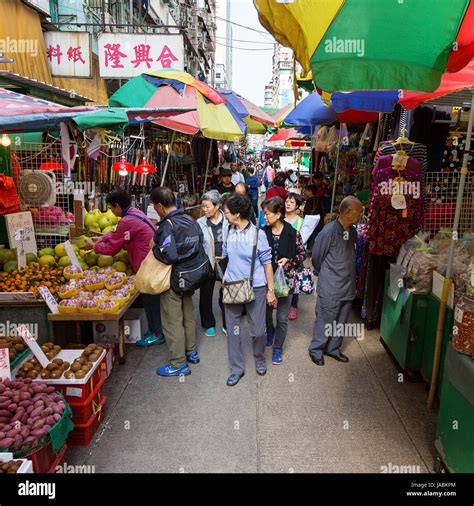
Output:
[66, 290, 438, 473]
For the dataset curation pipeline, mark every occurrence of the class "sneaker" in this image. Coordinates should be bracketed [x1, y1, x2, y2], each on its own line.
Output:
[226, 373, 244, 386]
[222, 328, 227, 336]
[256, 361, 267, 376]
[186, 351, 200, 364]
[156, 363, 191, 377]
[272, 349, 282, 365]
[288, 307, 298, 320]
[136, 331, 165, 347]
[204, 327, 216, 337]
[266, 334, 274, 348]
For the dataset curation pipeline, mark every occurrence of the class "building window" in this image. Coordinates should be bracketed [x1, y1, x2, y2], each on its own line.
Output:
[216, 73, 221, 78]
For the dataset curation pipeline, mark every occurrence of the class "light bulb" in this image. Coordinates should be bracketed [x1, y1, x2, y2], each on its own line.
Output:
[223, 144, 229, 151]
[119, 169, 128, 176]
[0, 134, 11, 147]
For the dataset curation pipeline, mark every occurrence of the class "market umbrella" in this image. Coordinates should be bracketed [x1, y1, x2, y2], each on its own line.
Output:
[267, 128, 300, 142]
[254, 0, 474, 92]
[219, 90, 275, 134]
[109, 70, 244, 141]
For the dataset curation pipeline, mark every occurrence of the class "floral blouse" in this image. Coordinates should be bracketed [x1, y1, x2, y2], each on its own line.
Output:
[272, 231, 306, 291]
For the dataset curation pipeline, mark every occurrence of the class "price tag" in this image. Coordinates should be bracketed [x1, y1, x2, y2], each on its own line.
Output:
[455, 306, 464, 324]
[0, 347, 11, 381]
[391, 194, 407, 210]
[64, 240, 82, 271]
[14, 228, 26, 269]
[38, 286, 59, 314]
[17, 324, 49, 368]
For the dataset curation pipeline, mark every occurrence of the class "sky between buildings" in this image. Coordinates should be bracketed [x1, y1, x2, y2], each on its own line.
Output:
[230, 0, 274, 106]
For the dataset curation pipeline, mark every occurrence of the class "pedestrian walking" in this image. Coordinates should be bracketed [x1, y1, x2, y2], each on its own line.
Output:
[245, 166, 261, 216]
[265, 175, 287, 200]
[197, 190, 228, 337]
[150, 187, 206, 377]
[221, 194, 276, 386]
[262, 197, 305, 364]
[230, 161, 245, 185]
[308, 196, 363, 366]
[213, 167, 235, 196]
[303, 183, 325, 251]
[81, 189, 164, 348]
[263, 161, 275, 191]
[284, 192, 305, 321]
[234, 183, 257, 225]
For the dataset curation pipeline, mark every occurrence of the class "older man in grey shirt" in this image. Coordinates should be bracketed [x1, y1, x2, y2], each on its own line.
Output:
[309, 196, 363, 366]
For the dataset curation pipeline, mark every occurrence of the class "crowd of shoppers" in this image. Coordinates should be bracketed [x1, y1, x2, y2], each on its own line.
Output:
[90, 157, 362, 385]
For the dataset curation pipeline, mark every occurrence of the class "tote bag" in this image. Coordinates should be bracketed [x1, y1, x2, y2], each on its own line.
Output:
[134, 250, 172, 295]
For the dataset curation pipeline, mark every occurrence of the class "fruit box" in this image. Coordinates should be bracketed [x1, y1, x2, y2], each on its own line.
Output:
[68, 377, 105, 424]
[0, 453, 33, 473]
[67, 395, 107, 446]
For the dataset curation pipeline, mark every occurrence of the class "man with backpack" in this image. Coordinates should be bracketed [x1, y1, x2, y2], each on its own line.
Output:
[150, 187, 212, 377]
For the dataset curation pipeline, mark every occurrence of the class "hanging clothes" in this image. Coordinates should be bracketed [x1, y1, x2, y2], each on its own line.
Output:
[374, 140, 428, 172]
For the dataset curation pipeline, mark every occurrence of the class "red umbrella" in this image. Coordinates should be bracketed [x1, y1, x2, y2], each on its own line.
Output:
[267, 128, 300, 142]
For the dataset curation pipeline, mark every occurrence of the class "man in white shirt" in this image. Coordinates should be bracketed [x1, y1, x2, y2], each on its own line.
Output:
[230, 161, 245, 186]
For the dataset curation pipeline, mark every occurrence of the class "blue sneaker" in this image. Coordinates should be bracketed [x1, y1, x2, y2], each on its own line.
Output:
[204, 327, 216, 337]
[186, 351, 200, 364]
[156, 363, 191, 377]
[256, 361, 267, 376]
[136, 331, 165, 347]
[272, 349, 282, 365]
[266, 334, 274, 348]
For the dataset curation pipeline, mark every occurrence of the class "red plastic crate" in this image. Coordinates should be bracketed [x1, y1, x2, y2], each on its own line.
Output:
[99, 344, 116, 380]
[55, 362, 102, 404]
[24, 442, 68, 473]
[68, 377, 106, 424]
[67, 396, 107, 447]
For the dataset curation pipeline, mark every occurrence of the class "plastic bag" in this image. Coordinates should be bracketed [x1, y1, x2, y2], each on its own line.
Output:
[388, 263, 406, 302]
[467, 261, 474, 298]
[274, 266, 289, 298]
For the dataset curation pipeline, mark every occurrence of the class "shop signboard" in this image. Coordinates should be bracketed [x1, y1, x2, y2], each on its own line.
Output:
[98, 33, 184, 78]
[44, 32, 92, 78]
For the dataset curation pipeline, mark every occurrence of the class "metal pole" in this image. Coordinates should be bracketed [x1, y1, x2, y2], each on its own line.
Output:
[427, 90, 474, 409]
[202, 140, 213, 195]
[160, 131, 177, 187]
[329, 126, 343, 220]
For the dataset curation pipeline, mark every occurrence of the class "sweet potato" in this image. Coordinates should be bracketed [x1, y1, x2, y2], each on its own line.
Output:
[0, 383, 5, 393]
[33, 400, 44, 410]
[52, 413, 61, 423]
[0, 409, 11, 417]
[5, 429, 18, 438]
[0, 431, 4, 440]
[31, 385, 46, 394]
[45, 386, 55, 394]
[19, 392, 31, 401]
[31, 427, 49, 437]
[0, 437, 14, 448]
[13, 434, 23, 447]
[18, 400, 32, 409]
[23, 435, 36, 446]
[0, 396, 8, 403]
[3, 424, 12, 432]
[30, 406, 43, 418]
[45, 415, 56, 426]
[7, 403, 17, 413]
[26, 404, 34, 415]
[20, 413, 28, 425]
[41, 408, 53, 417]
[20, 426, 29, 438]
[0, 417, 10, 424]
[32, 418, 45, 429]
[10, 408, 25, 424]
[0, 401, 11, 410]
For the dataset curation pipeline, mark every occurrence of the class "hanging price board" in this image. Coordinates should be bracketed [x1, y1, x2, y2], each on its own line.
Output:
[38, 286, 59, 314]
[64, 240, 82, 271]
[0, 347, 11, 381]
[17, 325, 49, 368]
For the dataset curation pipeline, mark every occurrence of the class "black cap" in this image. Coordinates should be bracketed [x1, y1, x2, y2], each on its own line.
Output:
[220, 168, 232, 177]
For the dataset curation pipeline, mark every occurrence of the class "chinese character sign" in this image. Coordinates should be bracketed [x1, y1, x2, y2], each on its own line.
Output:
[5, 212, 37, 256]
[44, 32, 91, 78]
[98, 34, 184, 78]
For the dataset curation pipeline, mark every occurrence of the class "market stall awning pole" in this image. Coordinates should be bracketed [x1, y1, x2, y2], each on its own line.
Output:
[427, 89, 474, 410]
[329, 127, 343, 220]
[202, 140, 213, 195]
[160, 130, 176, 187]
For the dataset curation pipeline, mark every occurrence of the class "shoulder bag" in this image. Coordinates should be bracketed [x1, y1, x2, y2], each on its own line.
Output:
[222, 226, 259, 305]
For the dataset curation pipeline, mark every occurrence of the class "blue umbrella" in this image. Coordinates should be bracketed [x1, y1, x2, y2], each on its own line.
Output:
[283, 92, 336, 127]
[330, 90, 400, 113]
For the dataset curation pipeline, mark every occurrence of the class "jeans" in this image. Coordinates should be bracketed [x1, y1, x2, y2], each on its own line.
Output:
[249, 193, 259, 217]
[141, 294, 162, 334]
[291, 293, 299, 309]
[199, 275, 226, 330]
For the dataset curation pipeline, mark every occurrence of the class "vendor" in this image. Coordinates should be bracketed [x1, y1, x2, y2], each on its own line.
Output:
[80, 190, 164, 348]
[213, 167, 235, 196]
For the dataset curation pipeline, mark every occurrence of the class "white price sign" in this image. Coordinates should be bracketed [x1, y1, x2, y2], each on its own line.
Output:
[455, 306, 464, 324]
[17, 325, 49, 369]
[38, 286, 59, 314]
[14, 228, 26, 269]
[64, 240, 82, 271]
[0, 347, 11, 381]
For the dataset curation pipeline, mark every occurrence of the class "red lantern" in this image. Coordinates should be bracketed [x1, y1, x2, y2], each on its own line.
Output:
[112, 156, 135, 176]
[39, 161, 63, 171]
[134, 157, 156, 174]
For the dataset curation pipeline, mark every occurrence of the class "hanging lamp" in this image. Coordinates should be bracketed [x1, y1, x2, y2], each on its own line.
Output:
[112, 156, 135, 176]
[39, 161, 63, 171]
[134, 157, 156, 174]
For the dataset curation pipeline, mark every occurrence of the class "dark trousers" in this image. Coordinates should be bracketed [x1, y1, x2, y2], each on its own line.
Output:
[265, 290, 293, 351]
[199, 275, 226, 330]
[250, 193, 259, 217]
[141, 294, 162, 334]
[291, 293, 299, 308]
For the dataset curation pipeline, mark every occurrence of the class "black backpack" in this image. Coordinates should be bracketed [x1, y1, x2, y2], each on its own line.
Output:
[170, 227, 213, 296]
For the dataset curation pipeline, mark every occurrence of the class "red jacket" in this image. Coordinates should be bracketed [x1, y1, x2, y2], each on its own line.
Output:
[94, 207, 156, 273]
[266, 185, 287, 200]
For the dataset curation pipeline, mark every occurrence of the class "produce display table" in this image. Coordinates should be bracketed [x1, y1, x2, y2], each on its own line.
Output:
[47, 292, 139, 365]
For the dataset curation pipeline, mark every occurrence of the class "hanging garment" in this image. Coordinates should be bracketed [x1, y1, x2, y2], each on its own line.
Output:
[366, 154, 424, 257]
[0, 173, 20, 214]
[374, 141, 427, 172]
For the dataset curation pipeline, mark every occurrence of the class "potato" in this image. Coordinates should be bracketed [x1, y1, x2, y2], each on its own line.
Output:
[74, 370, 86, 379]
[22, 363, 34, 372]
[62, 361, 70, 370]
[45, 343, 54, 350]
[41, 345, 49, 353]
[40, 370, 50, 379]
[46, 363, 58, 372]
[31, 358, 38, 366]
[45, 352, 55, 360]
[14, 344, 25, 352]
[71, 363, 81, 372]
[64, 370, 74, 380]
[16, 371, 26, 379]
[50, 370, 62, 380]
[81, 364, 91, 373]
[26, 371, 38, 380]
[88, 353, 99, 362]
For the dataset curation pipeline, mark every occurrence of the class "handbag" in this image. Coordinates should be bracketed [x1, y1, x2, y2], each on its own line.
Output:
[134, 250, 172, 295]
[209, 229, 228, 282]
[222, 226, 259, 305]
